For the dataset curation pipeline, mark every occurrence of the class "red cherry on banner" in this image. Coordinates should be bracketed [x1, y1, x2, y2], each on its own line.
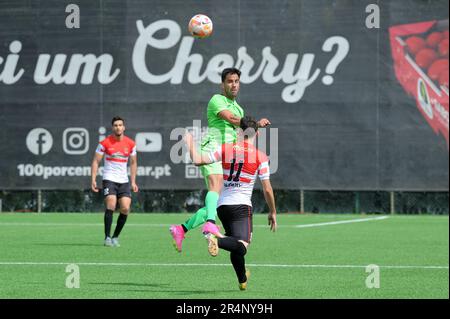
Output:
[415, 48, 438, 69]
[406, 36, 426, 55]
[438, 38, 449, 57]
[426, 32, 444, 48]
[428, 59, 449, 81]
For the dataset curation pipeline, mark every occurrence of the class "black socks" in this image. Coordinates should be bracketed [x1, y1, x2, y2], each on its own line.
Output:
[113, 213, 128, 238]
[230, 252, 247, 283]
[218, 237, 248, 283]
[104, 209, 113, 239]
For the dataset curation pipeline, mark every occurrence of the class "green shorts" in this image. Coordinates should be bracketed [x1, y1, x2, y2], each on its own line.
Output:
[199, 137, 223, 186]
[200, 161, 223, 179]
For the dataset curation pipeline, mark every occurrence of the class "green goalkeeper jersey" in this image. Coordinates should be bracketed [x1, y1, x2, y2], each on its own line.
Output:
[203, 94, 244, 151]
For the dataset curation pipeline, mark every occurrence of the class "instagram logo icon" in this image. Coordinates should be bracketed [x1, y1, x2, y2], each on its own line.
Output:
[63, 128, 90, 155]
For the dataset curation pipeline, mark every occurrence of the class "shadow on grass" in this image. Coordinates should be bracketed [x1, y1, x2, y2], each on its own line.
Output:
[89, 282, 236, 294]
[90, 282, 170, 288]
[124, 289, 237, 295]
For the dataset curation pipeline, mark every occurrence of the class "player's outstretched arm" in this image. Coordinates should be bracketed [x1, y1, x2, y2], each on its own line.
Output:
[91, 153, 103, 192]
[261, 179, 277, 232]
[183, 132, 214, 166]
[218, 110, 241, 127]
[218, 110, 271, 128]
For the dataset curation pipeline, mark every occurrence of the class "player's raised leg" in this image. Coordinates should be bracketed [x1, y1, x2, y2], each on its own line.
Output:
[170, 207, 207, 253]
[183, 207, 207, 230]
[169, 168, 223, 252]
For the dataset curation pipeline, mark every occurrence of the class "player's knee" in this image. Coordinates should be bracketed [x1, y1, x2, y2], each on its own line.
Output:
[211, 183, 222, 193]
[237, 240, 248, 256]
[208, 175, 222, 192]
[120, 207, 130, 215]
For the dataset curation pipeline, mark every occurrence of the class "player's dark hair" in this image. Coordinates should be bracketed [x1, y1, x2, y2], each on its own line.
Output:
[111, 116, 125, 126]
[221, 68, 241, 82]
[239, 116, 258, 139]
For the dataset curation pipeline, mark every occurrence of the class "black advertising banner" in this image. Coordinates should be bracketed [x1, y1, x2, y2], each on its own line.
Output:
[0, 0, 448, 190]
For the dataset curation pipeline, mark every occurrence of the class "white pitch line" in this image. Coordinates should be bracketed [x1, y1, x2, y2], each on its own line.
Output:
[0, 216, 390, 228]
[0, 223, 168, 227]
[294, 216, 389, 228]
[0, 261, 446, 270]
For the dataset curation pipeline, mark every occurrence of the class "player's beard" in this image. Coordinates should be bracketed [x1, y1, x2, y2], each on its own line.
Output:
[114, 130, 124, 138]
[230, 85, 239, 97]
[226, 88, 238, 100]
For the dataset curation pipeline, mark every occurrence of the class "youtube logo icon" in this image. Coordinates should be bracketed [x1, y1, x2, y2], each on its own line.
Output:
[135, 132, 162, 152]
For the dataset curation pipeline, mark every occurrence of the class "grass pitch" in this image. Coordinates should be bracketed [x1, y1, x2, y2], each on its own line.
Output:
[0, 213, 448, 299]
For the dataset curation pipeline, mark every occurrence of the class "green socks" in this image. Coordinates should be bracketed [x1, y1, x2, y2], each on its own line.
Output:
[205, 191, 219, 222]
[181, 191, 220, 231]
[182, 207, 207, 231]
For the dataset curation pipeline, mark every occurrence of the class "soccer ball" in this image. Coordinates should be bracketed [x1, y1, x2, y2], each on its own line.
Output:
[188, 14, 213, 39]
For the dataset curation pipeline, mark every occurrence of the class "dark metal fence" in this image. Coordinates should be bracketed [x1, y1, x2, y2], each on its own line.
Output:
[1, 190, 447, 215]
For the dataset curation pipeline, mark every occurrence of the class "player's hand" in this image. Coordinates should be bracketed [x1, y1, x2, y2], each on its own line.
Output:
[268, 212, 277, 232]
[258, 118, 271, 128]
[91, 181, 99, 192]
[131, 183, 139, 193]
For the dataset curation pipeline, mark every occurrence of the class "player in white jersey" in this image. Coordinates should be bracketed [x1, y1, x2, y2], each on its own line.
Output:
[91, 116, 138, 247]
[184, 116, 277, 290]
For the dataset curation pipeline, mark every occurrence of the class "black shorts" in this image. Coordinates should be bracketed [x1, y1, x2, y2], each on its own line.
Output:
[102, 180, 131, 199]
[217, 205, 253, 243]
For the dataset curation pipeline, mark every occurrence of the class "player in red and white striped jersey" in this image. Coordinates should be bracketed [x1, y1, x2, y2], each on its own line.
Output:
[185, 116, 277, 290]
[91, 116, 139, 247]
[208, 138, 271, 208]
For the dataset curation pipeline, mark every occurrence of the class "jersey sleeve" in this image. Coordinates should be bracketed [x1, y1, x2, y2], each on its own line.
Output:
[208, 95, 229, 116]
[96, 142, 106, 155]
[257, 152, 270, 180]
[207, 145, 223, 163]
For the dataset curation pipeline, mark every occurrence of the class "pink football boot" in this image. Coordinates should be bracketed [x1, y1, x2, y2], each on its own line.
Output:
[202, 221, 223, 237]
[169, 225, 185, 252]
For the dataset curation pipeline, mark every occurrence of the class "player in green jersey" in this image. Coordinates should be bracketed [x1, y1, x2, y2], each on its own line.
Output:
[170, 67, 271, 252]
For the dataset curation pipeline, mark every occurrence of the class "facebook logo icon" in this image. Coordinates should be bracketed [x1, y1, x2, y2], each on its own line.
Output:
[26, 128, 53, 155]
